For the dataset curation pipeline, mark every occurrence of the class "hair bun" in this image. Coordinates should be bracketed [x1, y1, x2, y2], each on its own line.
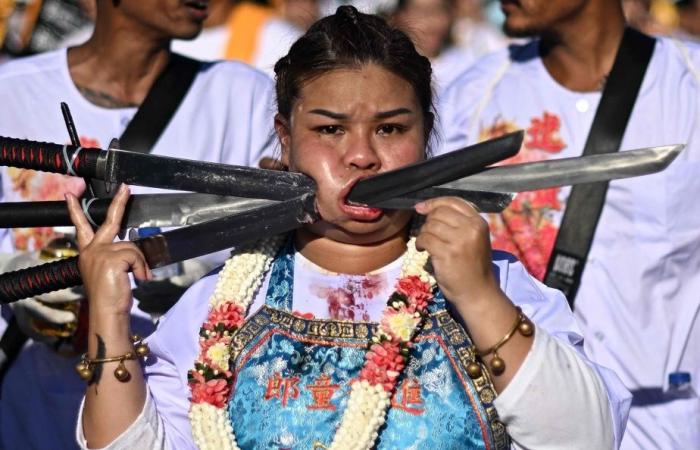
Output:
[336, 5, 360, 25]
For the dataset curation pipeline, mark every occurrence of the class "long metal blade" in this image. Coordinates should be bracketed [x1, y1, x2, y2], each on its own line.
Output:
[441, 145, 683, 193]
[0, 194, 278, 229]
[139, 194, 317, 267]
[100, 149, 314, 200]
[346, 131, 523, 204]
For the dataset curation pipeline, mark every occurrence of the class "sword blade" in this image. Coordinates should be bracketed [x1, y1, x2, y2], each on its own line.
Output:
[101, 149, 314, 200]
[139, 194, 318, 267]
[0, 195, 278, 229]
[441, 145, 683, 193]
[370, 189, 514, 212]
[346, 131, 523, 204]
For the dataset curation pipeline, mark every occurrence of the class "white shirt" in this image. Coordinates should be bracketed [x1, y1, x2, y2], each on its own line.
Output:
[172, 18, 303, 77]
[0, 49, 277, 450]
[439, 37, 700, 449]
[76, 249, 629, 450]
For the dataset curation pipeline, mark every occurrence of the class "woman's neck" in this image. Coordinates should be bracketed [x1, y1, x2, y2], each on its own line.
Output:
[294, 229, 409, 275]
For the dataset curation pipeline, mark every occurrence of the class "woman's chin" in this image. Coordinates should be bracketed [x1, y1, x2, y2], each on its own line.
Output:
[302, 212, 412, 245]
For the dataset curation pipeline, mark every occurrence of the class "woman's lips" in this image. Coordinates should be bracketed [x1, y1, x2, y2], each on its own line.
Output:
[338, 178, 384, 221]
[340, 201, 383, 221]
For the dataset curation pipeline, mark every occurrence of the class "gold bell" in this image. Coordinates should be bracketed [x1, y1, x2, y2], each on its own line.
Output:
[466, 362, 482, 379]
[518, 319, 534, 337]
[114, 361, 131, 382]
[76, 362, 93, 381]
[489, 354, 506, 376]
[135, 342, 150, 358]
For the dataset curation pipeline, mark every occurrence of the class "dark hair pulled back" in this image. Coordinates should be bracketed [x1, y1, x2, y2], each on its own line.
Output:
[274, 5, 434, 139]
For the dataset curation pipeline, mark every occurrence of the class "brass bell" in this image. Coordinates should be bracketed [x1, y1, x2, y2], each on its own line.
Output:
[489, 355, 506, 376]
[135, 342, 150, 358]
[466, 362, 482, 379]
[76, 362, 93, 381]
[518, 319, 534, 337]
[114, 362, 131, 382]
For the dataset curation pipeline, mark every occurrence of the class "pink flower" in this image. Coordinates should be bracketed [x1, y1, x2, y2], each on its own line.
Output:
[359, 341, 406, 391]
[203, 303, 245, 332]
[395, 276, 433, 312]
[190, 377, 231, 408]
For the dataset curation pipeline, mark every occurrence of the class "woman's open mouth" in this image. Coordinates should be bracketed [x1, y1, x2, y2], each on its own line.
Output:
[339, 179, 383, 221]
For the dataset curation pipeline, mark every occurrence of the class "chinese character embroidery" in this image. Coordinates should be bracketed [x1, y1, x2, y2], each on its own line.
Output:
[264, 372, 301, 407]
[306, 374, 341, 411]
[391, 378, 424, 415]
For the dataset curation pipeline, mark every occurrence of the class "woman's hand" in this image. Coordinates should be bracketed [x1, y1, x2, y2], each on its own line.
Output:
[414, 197, 501, 308]
[65, 184, 152, 318]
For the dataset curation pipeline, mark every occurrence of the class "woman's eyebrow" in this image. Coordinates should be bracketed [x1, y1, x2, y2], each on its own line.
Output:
[375, 108, 413, 119]
[308, 108, 414, 119]
[309, 109, 348, 119]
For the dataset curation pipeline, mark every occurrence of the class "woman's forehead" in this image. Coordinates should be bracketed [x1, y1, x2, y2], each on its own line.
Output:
[294, 64, 420, 116]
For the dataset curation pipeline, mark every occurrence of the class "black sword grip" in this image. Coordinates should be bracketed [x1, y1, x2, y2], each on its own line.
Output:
[0, 200, 110, 228]
[0, 136, 100, 178]
[0, 256, 82, 304]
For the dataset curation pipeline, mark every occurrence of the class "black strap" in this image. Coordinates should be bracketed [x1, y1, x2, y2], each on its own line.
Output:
[543, 28, 656, 307]
[91, 53, 201, 195]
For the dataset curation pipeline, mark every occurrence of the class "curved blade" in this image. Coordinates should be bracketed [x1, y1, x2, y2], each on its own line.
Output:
[442, 145, 683, 193]
[347, 131, 523, 204]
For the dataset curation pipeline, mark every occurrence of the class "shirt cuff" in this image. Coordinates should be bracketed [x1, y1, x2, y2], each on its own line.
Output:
[76, 388, 165, 450]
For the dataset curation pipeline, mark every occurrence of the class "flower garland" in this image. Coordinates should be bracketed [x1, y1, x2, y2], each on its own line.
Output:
[187, 233, 434, 450]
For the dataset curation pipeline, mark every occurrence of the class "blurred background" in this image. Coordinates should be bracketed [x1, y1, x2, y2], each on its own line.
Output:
[0, 1, 698, 71]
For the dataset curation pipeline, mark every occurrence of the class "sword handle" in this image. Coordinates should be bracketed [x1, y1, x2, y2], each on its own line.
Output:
[0, 136, 101, 178]
[0, 257, 82, 304]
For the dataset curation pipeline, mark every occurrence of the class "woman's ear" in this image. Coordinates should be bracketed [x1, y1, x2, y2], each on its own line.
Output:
[275, 113, 292, 168]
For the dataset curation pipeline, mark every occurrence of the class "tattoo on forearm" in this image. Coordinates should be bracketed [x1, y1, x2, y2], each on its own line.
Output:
[76, 85, 139, 109]
[89, 334, 106, 390]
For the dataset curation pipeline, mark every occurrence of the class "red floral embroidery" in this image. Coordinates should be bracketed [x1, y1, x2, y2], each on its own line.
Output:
[479, 113, 568, 280]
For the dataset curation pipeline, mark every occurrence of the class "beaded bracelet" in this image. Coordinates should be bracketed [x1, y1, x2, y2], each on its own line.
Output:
[476, 307, 534, 376]
[75, 334, 150, 383]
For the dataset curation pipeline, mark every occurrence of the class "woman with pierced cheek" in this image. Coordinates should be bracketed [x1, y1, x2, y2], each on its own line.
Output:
[69, 6, 629, 450]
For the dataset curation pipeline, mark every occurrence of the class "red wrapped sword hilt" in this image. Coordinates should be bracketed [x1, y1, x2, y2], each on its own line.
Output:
[0, 136, 100, 178]
[0, 257, 82, 304]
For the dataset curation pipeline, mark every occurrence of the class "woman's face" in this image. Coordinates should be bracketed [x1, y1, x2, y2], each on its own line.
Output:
[276, 63, 427, 245]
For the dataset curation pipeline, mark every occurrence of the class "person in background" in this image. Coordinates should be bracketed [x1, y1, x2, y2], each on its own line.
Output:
[0, 0, 275, 448]
[390, 0, 477, 93]
[452, 0, 507, 57]
[173, 0, 319, 76]
[439, 0, 700, 448]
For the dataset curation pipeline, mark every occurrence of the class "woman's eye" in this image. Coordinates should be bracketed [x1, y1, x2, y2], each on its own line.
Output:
[316, 125, 343, 135]
[377, 124, 405, 135]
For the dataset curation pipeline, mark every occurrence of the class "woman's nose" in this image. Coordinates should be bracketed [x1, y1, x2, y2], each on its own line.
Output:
[342, 133, 380, 171]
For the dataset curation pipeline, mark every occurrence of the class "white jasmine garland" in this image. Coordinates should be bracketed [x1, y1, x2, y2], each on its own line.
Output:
[188, 233, 434, 450]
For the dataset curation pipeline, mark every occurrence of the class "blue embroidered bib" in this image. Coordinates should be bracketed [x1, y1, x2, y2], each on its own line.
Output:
[227, 243, 508, 449]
